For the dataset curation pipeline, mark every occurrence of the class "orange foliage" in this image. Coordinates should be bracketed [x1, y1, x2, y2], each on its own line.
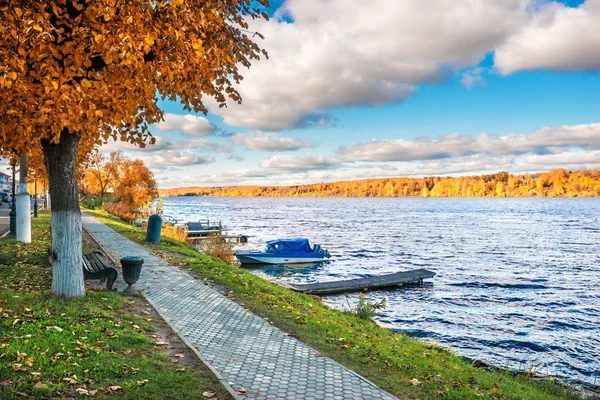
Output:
[102, 202, 137, 222]
[160, 224, 189, 242]
[113, 158, 158, 210]
[80, 150, 122, 198]
[0, 1, 269, 156]
[159, 169, 600, 198]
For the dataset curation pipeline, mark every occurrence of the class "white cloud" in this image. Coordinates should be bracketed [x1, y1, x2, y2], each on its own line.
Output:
[333, 133, 475, 162]
[461, 67, 488, 89]
[334, 123, 600, 162]
[230, 132, 313, 152]
[495, 0, 600, 74]
[521, 150, 600, 166]
[141, 151, 215, 168]
[100, 137, 229, 153]
[154, 113, 216, 136]
[259, 154, 332, 171]
[206, 0, 531, 130]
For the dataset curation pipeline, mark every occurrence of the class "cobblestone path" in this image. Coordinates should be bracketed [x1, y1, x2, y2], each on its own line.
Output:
[82, 213, 397, 400]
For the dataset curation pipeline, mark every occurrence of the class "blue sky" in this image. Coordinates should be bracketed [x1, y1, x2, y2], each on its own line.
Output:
[102, 0, 600, 188]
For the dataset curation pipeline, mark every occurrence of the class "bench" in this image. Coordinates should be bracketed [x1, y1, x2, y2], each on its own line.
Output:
[83, 251, 118, 291]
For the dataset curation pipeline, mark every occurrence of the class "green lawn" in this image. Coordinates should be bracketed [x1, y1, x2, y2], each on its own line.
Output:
[84, 207, 580, 400]
[0, 211, 230, 399]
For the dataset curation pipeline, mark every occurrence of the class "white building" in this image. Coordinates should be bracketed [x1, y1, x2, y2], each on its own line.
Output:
[0, 171, 11, 194]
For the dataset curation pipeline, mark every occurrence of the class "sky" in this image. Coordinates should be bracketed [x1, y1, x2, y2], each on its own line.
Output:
[10, 0, 600, 188]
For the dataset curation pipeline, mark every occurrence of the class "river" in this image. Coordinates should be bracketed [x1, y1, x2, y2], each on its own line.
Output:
[160, 196, 600, 385]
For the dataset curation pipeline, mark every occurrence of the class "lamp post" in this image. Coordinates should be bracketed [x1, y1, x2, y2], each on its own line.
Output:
[8, 164, 16, 237]
[33, 175, 38, 218]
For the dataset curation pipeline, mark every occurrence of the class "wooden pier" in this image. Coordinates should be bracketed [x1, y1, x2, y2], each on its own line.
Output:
[187, 234, 248, 244]
[288, 268, 435, 295]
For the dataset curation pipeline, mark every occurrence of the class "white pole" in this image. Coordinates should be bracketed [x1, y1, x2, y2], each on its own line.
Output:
[16, 154, 31, 243]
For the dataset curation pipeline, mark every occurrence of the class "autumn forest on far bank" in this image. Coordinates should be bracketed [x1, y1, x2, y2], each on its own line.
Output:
[159, 169, 600, 198]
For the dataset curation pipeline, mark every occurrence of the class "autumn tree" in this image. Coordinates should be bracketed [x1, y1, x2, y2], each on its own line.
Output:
[0, 1, 269, 297]
[113, 158, 158, 210]
[80, 150, 122, 198]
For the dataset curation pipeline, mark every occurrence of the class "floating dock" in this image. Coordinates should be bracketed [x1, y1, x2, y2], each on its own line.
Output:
[288, 268, 435, 295]
[187, 234, 248, 244]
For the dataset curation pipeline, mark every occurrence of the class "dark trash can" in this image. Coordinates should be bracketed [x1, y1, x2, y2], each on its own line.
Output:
[146, 214, 162, 243]
[121, 256, 144, 295]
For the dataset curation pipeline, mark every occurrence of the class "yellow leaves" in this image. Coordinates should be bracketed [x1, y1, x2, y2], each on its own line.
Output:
[144, 35, 155, 46]
[51, 81, 59, 90]
[94, 34, 105, 44]
[81, 79, 92, 88]
[33, 25, 43, 32]
[14, 8, 23, 18]
[6, 72, 17, 81]
[192, 40, 204, 55]
[171, 0, 185, 6]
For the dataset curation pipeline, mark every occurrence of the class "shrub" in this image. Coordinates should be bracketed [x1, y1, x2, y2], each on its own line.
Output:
[102, 202, 138, 222]
[80, 195, 114, 210]
[198, 233, 234, 263]
[160, 224, 188, 242]
[347, 293, 387, 320]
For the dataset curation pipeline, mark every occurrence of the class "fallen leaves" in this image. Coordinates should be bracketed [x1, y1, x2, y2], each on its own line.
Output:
[47, 325, 63, 333]
[202, 391, 216, 398]
[63, 376, 78, 385]
[410, 378, 423, 388]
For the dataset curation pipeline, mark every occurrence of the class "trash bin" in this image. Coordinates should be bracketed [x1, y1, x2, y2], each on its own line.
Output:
[146, 214, 162, 243]
[121, 256, 144, 295]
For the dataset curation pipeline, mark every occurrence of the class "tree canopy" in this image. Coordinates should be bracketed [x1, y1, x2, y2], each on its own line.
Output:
[0, 0, 268, 156]
[0, 0, 269, 297]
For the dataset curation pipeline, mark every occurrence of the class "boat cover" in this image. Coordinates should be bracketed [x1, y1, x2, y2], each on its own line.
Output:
[266, 238, 312, 254]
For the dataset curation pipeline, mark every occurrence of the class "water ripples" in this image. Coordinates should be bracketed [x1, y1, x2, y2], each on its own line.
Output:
[162, 196, 600, 385]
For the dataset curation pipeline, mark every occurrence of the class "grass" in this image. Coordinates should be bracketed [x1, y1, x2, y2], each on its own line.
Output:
[83, 207, 583, 400]
[0, 211, 231, 399]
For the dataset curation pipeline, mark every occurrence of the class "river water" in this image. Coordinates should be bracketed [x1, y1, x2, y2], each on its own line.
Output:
[161, 196, 600, 385]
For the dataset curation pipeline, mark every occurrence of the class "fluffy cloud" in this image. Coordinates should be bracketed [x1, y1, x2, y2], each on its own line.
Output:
[259, 154, 332, 171]
[100, 137, 229, 153]
[154, 113, 216, 136]
[520, 150, 600, 166]
[495, 0, 600, 75]
[230, 132, 313, 152]
[141, 151, 215, 168]
[334, 123, 600, 162]
[206, 0, 531, 130]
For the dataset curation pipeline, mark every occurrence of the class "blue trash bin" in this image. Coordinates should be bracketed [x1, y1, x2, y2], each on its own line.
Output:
[146, 214, 162, 243]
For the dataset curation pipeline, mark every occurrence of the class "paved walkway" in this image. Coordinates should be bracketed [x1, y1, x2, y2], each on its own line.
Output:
[81, 212, 396, 400]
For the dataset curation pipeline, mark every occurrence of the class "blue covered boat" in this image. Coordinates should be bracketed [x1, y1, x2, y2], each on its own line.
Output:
[235, 238, 331, 265]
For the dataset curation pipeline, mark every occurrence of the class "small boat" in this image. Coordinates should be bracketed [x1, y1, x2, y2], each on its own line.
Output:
[235, 238, 331, 265]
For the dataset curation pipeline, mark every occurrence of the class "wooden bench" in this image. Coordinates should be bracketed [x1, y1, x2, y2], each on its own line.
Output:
[83, 251, 118, 291]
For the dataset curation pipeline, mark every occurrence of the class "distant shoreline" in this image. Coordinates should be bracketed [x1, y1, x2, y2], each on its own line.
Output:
[159, 169, 600, 198]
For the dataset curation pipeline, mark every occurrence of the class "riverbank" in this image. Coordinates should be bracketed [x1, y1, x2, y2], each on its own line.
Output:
[0, 211, 231, 399]
[84, 207, 580, 400]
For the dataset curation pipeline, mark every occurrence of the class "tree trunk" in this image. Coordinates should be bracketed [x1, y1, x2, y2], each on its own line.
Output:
[42, 130, 85, 297]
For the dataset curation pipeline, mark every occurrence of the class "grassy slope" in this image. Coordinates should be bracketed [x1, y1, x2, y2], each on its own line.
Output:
[83, 208, 579, 400]
[0, 211, 230, 399]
